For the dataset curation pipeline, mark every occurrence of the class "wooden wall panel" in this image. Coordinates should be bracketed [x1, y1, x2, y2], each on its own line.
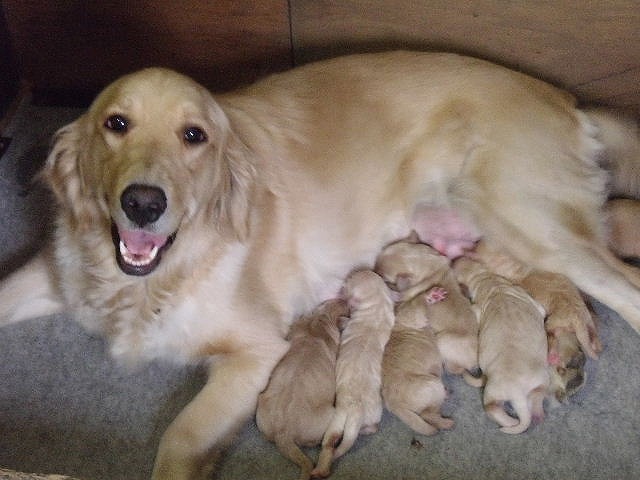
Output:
[290, 0, 640, 113]
[3, 0, 292, 104]
[0, 5, 19, 122]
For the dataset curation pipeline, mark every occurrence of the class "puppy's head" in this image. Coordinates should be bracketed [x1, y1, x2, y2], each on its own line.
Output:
[375, 239, 448, 291]
[44, 68, 254, 276]
[547, 330, 587, 402]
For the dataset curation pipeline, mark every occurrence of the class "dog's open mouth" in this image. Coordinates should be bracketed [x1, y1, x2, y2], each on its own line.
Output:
[111, 223, 176, 276]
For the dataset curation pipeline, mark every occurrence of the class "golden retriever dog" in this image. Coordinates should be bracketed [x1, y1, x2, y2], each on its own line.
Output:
[453, 257, 549, 434]
[256, 299, 347, 480]
[471, 241, 602, 401]
[382, 286, 454, 436]
[375, 235, 479, 380]
[2, 51, 640, 477]
[606, 198, 640, 259]
[312, 270, 395, 478]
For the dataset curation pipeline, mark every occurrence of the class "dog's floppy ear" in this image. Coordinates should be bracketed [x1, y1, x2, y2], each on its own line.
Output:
[208, 101, 255, 241]
[41, 118, 92, 221]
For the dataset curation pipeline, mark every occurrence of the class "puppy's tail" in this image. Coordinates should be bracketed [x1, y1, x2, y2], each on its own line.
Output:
[388, 404, 439, 436]
[273, 434, 314, 480]
[332, 407, 365, 459]
[498, 394, 532, 435]
[311, 408, 353, 478]
[585, 107, 640, 198]
[462, 370, 485, 387]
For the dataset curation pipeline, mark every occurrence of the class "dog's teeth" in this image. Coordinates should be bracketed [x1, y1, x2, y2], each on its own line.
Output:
[119, 241, 159, 267]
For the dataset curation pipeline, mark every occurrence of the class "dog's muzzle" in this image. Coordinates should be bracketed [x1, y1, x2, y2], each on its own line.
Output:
[111, 184, 176, 276]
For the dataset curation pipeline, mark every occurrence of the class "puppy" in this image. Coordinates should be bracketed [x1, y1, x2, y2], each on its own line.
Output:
[382, 286, 454, 436]
[472, 241, 602, 401]
[453, 257, 549, 434]
[256, 299, 348, 480]
[520, 272, 600, 402]
[312, 270, 395, 478]
[376, 236, 479, 380]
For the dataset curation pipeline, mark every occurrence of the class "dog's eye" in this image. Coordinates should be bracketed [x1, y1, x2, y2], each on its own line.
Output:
[183, 126, 207, 145]
[104, 114, 129, 133]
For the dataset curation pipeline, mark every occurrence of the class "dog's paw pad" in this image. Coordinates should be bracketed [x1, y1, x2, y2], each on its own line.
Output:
[425, 286, 448, 304]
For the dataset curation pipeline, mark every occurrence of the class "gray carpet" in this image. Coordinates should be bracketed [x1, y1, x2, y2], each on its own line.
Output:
[1, 98, 639, 480]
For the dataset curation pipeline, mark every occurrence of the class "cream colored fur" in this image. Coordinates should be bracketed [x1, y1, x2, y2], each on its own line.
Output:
[256, 299, 346, 480]
[1, 51, 640, 477]
[454, 257, 549, 434]
[382, 289, 454, 436]
[313, 270, 394, 478]
[376, 237, 478, 379]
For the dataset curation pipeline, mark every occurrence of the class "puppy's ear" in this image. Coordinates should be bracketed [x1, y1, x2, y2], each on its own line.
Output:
[208, 101, 255, 241]
[458, 282, 471, 300]
[395, 273, 413, 292]
[406, 230, 421, 243]
[41, 118, 92, 221]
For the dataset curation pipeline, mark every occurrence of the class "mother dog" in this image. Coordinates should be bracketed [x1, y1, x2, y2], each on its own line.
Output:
[1, 51, 640, 479]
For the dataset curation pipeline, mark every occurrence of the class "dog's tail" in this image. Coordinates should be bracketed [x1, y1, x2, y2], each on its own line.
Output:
[585, 107, 640, 198]
[387, 404, 439, 436]
[332, 406, 365, 459]
[498, 394, 532, 435]
[273, 434, 314, 480]
[311, 413, 342, 478]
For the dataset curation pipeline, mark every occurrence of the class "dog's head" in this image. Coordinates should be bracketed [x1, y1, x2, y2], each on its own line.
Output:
[43, 68, 254, 276]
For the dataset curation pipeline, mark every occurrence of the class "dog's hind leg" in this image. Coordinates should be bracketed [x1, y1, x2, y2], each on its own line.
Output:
[0, 252, 64, 326]
[450, 151, 640, 335]
[536, 242, 640, 335]
[502, 231, 640, 334]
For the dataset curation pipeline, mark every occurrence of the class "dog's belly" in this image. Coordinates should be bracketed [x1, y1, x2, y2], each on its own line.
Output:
[298, 210, 411, 308]
[411, 204, 482, 259]
[300, 201, 480, 311]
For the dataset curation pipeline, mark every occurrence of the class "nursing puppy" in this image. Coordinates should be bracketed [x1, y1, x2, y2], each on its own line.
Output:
[472, 241, 602, 401]
[520, 272, 600, 402]
[3, 52, 640, 477]
[256, 299, 347, 480]
[313, 270, 395, 478]
[376, 236, 479, 379]
[454, 258, 549, 434]
[382, 286, 454, 436]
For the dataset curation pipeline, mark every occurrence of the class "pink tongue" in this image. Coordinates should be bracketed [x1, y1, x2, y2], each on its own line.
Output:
[119, 229, 168, 256]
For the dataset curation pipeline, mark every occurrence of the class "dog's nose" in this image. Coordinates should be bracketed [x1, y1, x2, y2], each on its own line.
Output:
[120, 184, 167, 227]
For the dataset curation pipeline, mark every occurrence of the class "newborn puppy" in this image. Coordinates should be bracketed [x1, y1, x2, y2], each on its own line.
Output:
[453, 257, 549, 434]
[472, 241, 602, 401]
[376, 235, 479, 380]
[312, 270, 395, 478]
[382, 286, 454, 436]
[519, 272, 601, 402]
[256, 299, 348, 480]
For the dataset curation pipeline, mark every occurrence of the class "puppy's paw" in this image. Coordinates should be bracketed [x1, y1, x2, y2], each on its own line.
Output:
[425, 286, 448, 304]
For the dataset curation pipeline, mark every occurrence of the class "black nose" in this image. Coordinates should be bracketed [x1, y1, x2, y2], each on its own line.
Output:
[120, 184, 167, 227]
